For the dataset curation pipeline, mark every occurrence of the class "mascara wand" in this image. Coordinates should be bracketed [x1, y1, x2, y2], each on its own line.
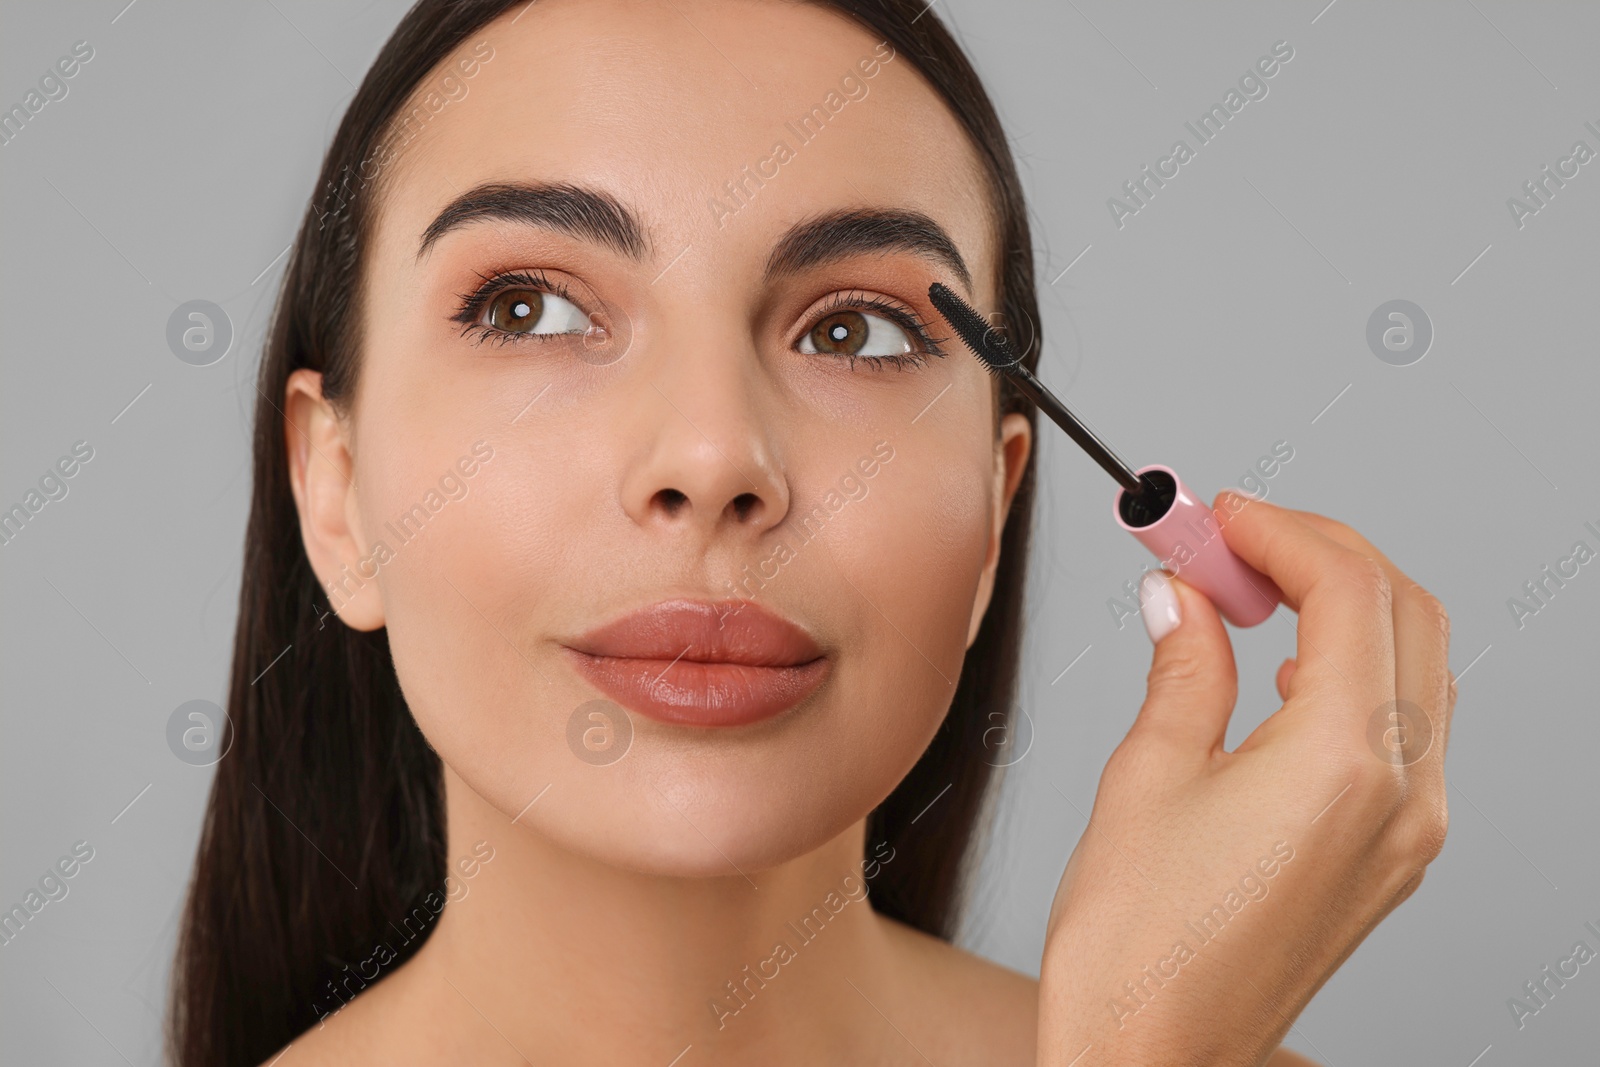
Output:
[927, 281, 1283, 628]
[928, 282, 1144, 496]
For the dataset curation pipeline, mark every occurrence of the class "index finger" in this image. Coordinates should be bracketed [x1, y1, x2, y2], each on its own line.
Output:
[1279, 508, 1455, 770]
[1214, 491, 1395, 709]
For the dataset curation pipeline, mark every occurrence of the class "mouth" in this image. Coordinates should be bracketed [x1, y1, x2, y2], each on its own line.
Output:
[562, 598, 831, 727]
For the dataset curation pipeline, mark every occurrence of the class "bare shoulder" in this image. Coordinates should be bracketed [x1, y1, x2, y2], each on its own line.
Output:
[877, 913, 1039, 1066]
[252, 947, 461, 1067]
[1265, 1048, 1323, 1066]
[252, 973, 405, 1067]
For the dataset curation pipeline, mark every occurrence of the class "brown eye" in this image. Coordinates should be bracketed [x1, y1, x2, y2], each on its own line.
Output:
[808, 310, 871, 355]
[798, 302, 917, 360]
[480, 287, 590, 337]
[488, 288, 544, 333]
[799, 306, 916, 360]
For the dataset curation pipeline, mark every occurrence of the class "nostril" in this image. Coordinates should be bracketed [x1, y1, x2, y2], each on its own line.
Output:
[653, 488, 689, 515]
[647, 489, 766, 523]
[731, 492, 760, 523]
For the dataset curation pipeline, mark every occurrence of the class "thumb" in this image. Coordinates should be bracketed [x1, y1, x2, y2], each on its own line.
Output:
[1130, 570, 1239, 755]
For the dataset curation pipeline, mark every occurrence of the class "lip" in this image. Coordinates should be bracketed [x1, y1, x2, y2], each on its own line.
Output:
[562, 598, 830, 727]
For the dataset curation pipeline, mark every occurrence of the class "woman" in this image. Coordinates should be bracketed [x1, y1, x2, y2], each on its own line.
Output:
[170, 1, 1453, 1063]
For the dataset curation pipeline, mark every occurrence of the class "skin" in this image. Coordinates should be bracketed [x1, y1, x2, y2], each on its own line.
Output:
[276, 2, 1448, 1064]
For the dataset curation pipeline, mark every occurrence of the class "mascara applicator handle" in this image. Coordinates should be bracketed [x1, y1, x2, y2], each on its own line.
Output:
[922, 281, 1280, 625]
[1113, 465, 1282, 627]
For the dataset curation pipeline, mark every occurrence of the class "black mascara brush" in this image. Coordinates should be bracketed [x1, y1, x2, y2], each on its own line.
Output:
[928, 282, 1145, 497]
[927, 281, 1283, 628]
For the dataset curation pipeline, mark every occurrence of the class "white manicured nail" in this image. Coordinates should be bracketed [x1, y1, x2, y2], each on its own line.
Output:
[1139, 571, 1181, 644]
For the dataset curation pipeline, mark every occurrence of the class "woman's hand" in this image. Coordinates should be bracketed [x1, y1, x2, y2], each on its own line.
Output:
[1035, 493, 1454, 1067]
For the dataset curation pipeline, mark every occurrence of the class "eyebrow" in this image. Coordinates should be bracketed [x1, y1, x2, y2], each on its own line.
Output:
[763, 208, 972, 294]
[417, 181, 652, 260]
[417, 184, 973, 294]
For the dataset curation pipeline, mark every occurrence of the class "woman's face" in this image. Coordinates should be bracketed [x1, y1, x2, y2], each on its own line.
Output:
[289, 0, 1030, 875]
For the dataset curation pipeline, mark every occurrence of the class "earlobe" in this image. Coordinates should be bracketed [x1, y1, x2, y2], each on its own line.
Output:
[283, 369, 385, 631]
[965, 413, 1033, 647]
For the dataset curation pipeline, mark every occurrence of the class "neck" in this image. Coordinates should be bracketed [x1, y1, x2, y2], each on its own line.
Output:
[398, 765, 906, 1063]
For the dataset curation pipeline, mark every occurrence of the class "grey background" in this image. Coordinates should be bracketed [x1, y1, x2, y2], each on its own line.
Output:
[2, 0, 1595, 1062]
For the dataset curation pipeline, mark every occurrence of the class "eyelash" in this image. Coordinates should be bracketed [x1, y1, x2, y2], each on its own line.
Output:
[449, 272, 948, 369]
[800, 289, 948, 371]
[450, 268, 579, 348]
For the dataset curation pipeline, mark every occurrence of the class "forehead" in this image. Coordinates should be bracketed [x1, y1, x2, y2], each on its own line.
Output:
[370, 0, 994, 291]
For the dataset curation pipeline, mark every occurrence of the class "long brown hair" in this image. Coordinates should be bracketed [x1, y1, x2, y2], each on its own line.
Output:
[169, 2, 1042, 1063]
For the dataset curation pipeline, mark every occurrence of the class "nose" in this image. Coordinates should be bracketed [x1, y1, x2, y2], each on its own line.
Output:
[621, 361, 790, 541]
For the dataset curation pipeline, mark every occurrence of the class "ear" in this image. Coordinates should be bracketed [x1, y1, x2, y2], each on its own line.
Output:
[966, 411, 1032, 647]
[284, 369, 385, 631]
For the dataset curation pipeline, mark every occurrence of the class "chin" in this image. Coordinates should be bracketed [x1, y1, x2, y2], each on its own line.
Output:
[429, 667, 950, 878]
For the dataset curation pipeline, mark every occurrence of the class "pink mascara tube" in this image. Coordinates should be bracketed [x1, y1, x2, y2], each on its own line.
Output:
[929, 283, 1282, 627]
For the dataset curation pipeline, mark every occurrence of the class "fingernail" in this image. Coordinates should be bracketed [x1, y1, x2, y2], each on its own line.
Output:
[1139, 571, 1181, 643]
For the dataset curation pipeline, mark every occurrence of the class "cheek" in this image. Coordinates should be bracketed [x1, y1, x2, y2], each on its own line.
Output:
[812, 432, 994, 737]
[354, 414, 580, 753]
[869, 452, 991, 643]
